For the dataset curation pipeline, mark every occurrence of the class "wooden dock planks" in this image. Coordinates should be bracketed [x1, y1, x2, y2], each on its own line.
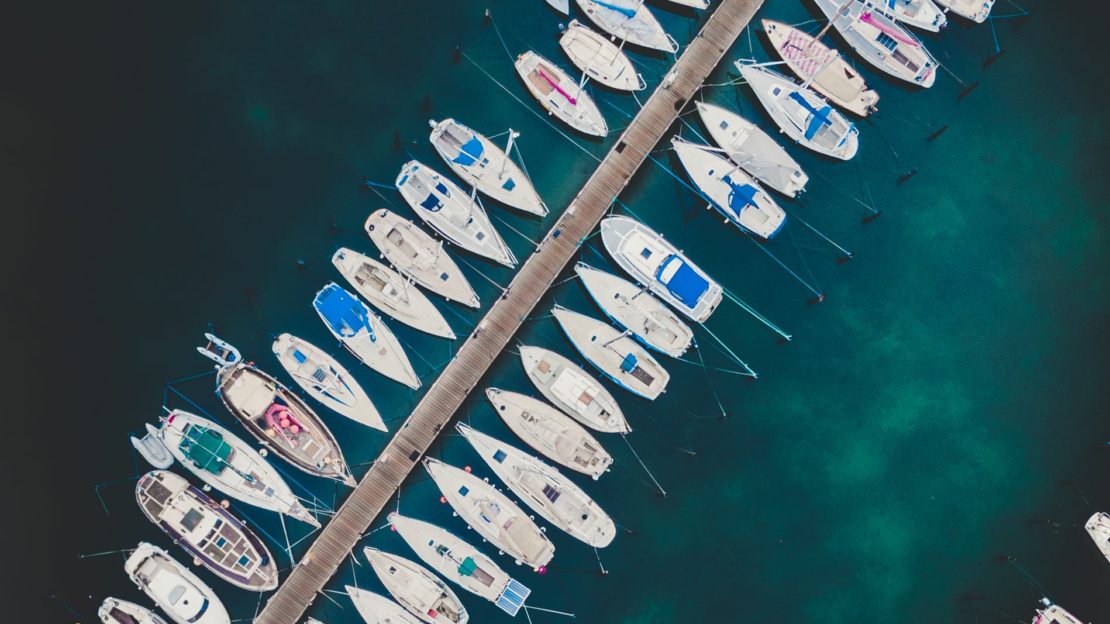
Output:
[254, 1, 763, 621]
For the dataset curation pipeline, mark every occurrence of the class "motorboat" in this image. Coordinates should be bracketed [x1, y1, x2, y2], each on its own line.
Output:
[124, 542, 230, 624]
[98, 597, 168, 624]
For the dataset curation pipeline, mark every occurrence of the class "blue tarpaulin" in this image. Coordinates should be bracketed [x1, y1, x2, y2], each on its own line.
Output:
[451, 136, 484, 166]
[726, 178, 758, 216]
[788, 91, 833, 141]
[656, 255, 709, 308]
[592, 0, 637, 18]
[314, 284, 374, 340]
[420, 193, 442, 211]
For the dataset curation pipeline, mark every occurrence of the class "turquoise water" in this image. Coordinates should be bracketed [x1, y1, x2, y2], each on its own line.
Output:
[6, 0, 1108, 622]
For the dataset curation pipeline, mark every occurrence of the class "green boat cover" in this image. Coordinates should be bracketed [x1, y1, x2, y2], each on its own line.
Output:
[458, 556, 478, 577]
[179, 424, 232, 474]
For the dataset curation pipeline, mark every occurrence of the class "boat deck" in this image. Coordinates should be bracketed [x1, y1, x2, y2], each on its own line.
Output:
[253, 1, 763, 621]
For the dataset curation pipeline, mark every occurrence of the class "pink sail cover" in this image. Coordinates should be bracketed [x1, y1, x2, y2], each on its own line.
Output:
[859, 11, 919, 48]
[538, 68, 578, 105]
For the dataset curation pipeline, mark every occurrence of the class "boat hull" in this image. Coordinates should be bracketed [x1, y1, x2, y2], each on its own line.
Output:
[429, 119, 546, 216]
[364, 548, 469, 624]
[333, 248, 456, 339]
[519, 345, 630, 433]
[314, 282, 420, 389]
[124, 543, 231, 624]
[575, 262, 693, 357]
[272, 333, 386, 429]
[515, 51, 608, 137]
[815, 0, 938, 87]
[560, 20, 643, 92]
[552, 306, 670, 400]
[575, 0, 677, 52]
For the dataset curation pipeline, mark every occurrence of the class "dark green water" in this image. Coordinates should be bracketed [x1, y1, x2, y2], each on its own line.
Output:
[5, 0, 1108, 622]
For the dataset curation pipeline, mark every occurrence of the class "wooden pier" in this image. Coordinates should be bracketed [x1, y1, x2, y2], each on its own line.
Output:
[254, 1, 763, 621]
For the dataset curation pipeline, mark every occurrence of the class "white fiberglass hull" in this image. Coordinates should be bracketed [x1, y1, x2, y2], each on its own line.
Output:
[363, 548, 468, 624]
[695, 101, 808, 196]
[333, 247, 455, 339]
[867, 0, 946, 31]
[346, 587, 421, 624]
[516, 51, 607, 137]
[314, 283, 420, 389]
[552, 306, 669, 400]
[1085, 512, 1110, 563]
[560, 20, 644, 92]
[575, 262, 693, 358]
[124, 543, 230, 624]
[365, 209, 479, 308]
[575, 0, 677, 52]
[762, 20, 879, 117]
[814, 0, 937, 87]
[936, 0, 993, 22]
[99, 597, 169, 624]
[519, 345, 630, 433]
[272, 332, 385, 430]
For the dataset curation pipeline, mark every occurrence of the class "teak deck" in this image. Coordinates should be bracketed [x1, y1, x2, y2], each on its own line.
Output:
[254, 1, 763, 621]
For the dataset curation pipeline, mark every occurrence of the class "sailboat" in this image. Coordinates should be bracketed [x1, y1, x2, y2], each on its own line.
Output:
[695, 101, 809, 197]
[552, 306, 670, 400]
[575, 262, 693, 358]
[1085, 511, 1110, 564]
[423, 458, 555, 569]
[428, 118, 546, 216]
[396, 160, 517, 267]
[98, 597, 168, 624]
[762, 19, 879, 117]
[363, 548, 468, 624]
[197, 333, 355, 486]
[124, 542, 230, 624]
[486, 387, 613, 479]
[333, 247, 455, 339]
[519, 345, 630, 433]
[575, 0, 678, 53]
[813, 0, 938, 87]
[671, 137, 786, 240]
[346, 587, 421, 624]
[135, 470, 278, 591]
[559, 20, 645, 92]
[152, 409, 319, 526]
[1032, 601, 1085, 624]
[458, 423, 616, 547]
[866, 0, 946, 31]
[935, 0, 993, 23]
[388, 513, 532, 616]
[272, 332, 386, 430]
[600, 215, 723, 322]
[313, 282, 419, 389]
[364, 209, 480, 308]
[737, 63, 859, 161]
[515, 51, 608, 137]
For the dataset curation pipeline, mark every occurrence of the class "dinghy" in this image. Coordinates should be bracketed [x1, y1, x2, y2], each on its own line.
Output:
[363, 548, 468, 624]
[131, 430, 174, 469]
[135, 471, 278, 591]
[737, 64, 859, 161]
[99, 597, 168, 624]
[198, 334, 355, 486]
[458, 424, 616, 548]
[695, 101, 808, 197]
[867, 0, 946, 31]
[813, 0, 938, 87]
[486, 387, 613, 479]
[1033, 603, 1084, 624]
[124, 542, 230, 624]
[672, 137, 786, 240]
[272, 332, 385, 430]
[423, 457, 555, 569]
[428, 119, 546, 216]
[364, 209, 479, 308]
[515, 51, 608, 137]
[154, 409, 318, 527]
[935, 0, 993, 23]
[1085, 512, 1110, 564]
[559, 20, 645, 92]
[388, 513, 532, 616]
[519, 345, 630, 433]
[575, 0, 678, 53]
[333, 247, 455, 339]
[762, 20, 879, 117]
[346, 587, 421, 624]
[575, 262, 692, 358]
[314, 283, 419, 389]
[552, 306, 669, 400]
[599, 216, 723, 322]
[396, 161, 516, 267]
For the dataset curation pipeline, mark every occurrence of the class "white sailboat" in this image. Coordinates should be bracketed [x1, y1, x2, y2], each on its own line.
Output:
[1032, 602, 1085, 624]
[671, 137, 786, 239]
[272, 332, 386, 430]
[1085, 512, 1110, 564]
[153, 409, 319, 526]
[600, 216, 723, 322]
[428, 118, 546, 216]
[552, 306, 669, 400]
[813, 0, 938, 87]
[364, 209, 480, 308]
[423, 458, 555, 569]
[762, 20, 879, 117]
[99, 597, 168, 624]
[935, 0, 993, 23]
[559, 20, 645, 92]
[363, 548, 468, 624]
[458, 423, 616, 548]
[575, 262, 693, 358]
[314, 282, 419, 389]
[515, 51, 608, 137]
[695, 101, 809, 197]
[345, 586, 421, 624]
[737, 63, 859, 161]
[396, 160, 516, 267]
[519, 345, 630, 433]
[486, 387, 613, 479]
[867, 0, 947, 32]
[333, 247, 455, 339]
[387, 513, 532, 616]
[124, 543, 230, 624]
[575, 0, 678, 53]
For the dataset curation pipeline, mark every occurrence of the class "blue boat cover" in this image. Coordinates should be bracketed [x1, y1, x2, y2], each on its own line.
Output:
[788, 91, 833, 141]
[451, 136, 484, 167]
[314, 285, 375, 341]
[726, 177, 758, 217]
[620, 353, 638, 373]
[420, 193, 442, 211]
[592, 0, 637, 18]
[655, 255, 709, 309]
[292, 349, 307, 364]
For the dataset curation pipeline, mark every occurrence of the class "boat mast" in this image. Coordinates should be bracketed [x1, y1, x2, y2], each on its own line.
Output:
[499, 129, 520, 181]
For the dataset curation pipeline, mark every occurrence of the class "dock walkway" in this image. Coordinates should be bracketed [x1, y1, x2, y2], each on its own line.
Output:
[254, 1, 763, 620]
